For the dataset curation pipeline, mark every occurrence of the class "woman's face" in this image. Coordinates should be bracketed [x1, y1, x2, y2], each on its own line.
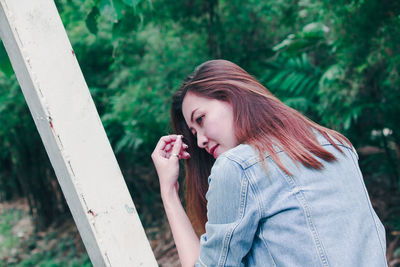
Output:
[182, 92, 238, 159]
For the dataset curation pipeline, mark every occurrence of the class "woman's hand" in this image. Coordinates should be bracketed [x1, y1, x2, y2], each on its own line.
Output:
[151, 135, 190, 196]
[152, 135, 200, 266]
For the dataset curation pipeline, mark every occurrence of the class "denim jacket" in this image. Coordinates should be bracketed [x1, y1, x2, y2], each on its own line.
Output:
[195, 135, 387, 267]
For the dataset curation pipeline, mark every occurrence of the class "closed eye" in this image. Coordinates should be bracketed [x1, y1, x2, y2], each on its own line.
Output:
[196, 115, 204, 125]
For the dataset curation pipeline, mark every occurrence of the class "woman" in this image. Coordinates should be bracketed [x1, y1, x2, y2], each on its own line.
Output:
[151, 60, 387, 266]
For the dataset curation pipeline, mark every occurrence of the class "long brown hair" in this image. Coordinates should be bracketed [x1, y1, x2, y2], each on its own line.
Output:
[171, 59, 351, 234]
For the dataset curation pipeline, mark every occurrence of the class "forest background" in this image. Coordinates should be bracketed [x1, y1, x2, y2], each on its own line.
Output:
[0, 0, 399, 266]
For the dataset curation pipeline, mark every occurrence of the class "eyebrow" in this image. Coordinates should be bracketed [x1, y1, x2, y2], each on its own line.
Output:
[190, 108, 198, 123]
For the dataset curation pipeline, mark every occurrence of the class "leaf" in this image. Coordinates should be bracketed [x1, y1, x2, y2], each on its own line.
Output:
[343, 115, 352, 130]
[85, 7, 100, 34]
[123, 0, 141, 8]
[0, 42, 13, 77]
[267, 71, 289, 89]
[281, 72, 297, 91]
[273, 34, 295, 51]
[283, 97, 311, 110]
[302, 22, 330, 35]
[290, 73, 307, 94]
[296, 75, 314, 94]
[98, 0, 113, 16]
[112, 0, 126, 21]
[97, 0, 125, 22]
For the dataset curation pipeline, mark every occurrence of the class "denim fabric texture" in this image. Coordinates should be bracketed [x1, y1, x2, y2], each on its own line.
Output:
[195, 134, 387, 267]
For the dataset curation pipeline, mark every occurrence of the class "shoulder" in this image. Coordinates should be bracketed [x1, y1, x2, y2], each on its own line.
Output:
[206, 145, 260, 224]
[313, 129, 358, 158]
[214, 131, 356, 172]
[216, 144, 265, 170]
[207, 145, 257, 195]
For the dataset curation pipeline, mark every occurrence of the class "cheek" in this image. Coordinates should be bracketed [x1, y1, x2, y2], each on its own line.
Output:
[225, 117, 238, 145]
[204, 121, 218, 137]
[204, 118, 221, 138]
[227, 129, 238, 147]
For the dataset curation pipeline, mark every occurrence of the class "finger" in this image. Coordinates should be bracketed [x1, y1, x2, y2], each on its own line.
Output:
[159, 136, 176, 150]
[181, 143, 188, 150]
[162, 138, 176, 150]
[166, 150, 189, 159]
[180, 146, 187, 155]
[165, 142, 187, 154]
[165, 143, 172, 152]
[180, 151, 191, 159]
[170, 135, 182, 160]
[167, 142, 187, 152]
[155, 135, 180, 151]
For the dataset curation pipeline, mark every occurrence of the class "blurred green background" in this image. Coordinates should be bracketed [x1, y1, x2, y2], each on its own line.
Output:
[1, 0, 399, 266]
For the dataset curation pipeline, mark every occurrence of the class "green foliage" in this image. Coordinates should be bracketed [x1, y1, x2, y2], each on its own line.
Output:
[0, 209, 22, 253]
[0, 42, 13, 77]
[0, 0, 400, 262]
[0, 207, 90, 266]
[15, 250, 91, 267]
[103, 23, 208, 158]
[262, 0, 400, 190]
[262, 53, 321, 116]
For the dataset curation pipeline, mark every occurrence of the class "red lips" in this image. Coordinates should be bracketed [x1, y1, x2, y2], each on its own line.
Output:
[209, 145, 219, 158]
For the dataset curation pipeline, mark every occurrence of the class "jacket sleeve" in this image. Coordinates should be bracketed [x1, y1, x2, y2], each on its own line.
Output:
[195, 156, 261, 267]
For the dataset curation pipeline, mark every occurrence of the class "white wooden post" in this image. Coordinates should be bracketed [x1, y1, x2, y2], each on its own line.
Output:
[0, 0, 158, 266]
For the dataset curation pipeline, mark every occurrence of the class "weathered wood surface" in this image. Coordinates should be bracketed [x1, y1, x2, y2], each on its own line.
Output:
[0, 0, 157, 266]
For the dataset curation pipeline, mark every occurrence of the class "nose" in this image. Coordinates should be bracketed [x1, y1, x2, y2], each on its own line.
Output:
[196, 132, 208, 148]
